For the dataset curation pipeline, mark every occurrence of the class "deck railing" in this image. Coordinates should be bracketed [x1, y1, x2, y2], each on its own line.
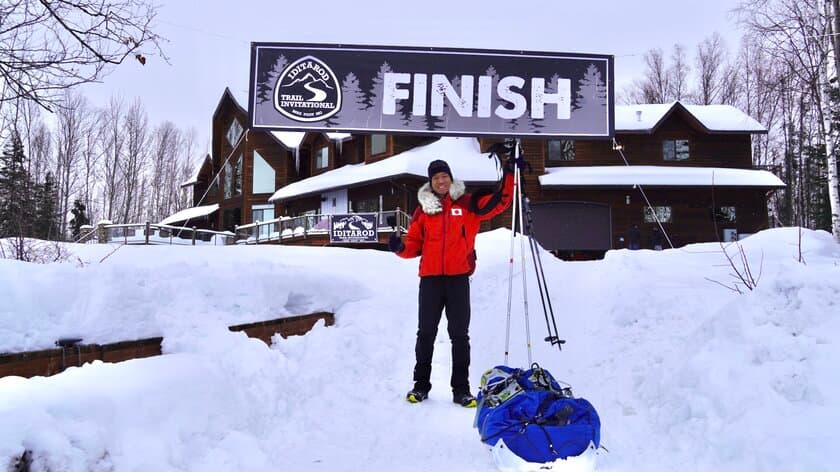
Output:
[85, 209, 411, 246]
[234, 209, 411, 245]
[96, 222, 236, 246]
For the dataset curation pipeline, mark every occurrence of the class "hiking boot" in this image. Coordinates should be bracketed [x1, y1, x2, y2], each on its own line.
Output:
[406, 389, 429, 403]
[453, 392, 477, 408]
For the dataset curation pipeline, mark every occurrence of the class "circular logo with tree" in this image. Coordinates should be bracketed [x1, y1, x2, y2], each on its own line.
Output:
[273, 55, 342, 122]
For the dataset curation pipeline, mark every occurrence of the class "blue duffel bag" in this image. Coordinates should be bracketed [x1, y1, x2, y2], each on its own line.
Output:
[475, 364, 601, 464]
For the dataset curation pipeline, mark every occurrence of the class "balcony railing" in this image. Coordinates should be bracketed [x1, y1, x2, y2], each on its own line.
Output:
[81, 209, 411, 246]
[97, 223, 236, 246]
[234, 209, 411, 245]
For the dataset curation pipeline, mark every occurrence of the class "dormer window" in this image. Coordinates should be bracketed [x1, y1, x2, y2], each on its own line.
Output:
[371, 134, 387, 155]
[663, 139, 689, 161]
[226, 119, 243, 146]
[315, 146, 329, 169]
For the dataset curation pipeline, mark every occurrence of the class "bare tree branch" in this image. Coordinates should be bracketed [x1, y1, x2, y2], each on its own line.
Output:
[0, 0, 166, 111]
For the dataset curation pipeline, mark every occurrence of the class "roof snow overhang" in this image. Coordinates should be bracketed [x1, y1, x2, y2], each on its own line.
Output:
[539, 165, 785, 188]
[268, 137, 501, 203]
[160, 204, 220, 226]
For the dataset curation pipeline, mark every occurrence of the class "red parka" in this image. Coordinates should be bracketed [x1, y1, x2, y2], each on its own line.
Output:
[397, 171, 515, 277]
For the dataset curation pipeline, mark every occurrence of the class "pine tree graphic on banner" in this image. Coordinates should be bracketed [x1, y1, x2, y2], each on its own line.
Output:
[254, 53, 288, 125]
[425, 76, 447, 131]
[336, 72, 369, 128]
[443, 75, 472, 133]
[259, 54, 288, 104]
[571, 63, 608, 132]
[528, 73, 561, 134]
[483, 65, 506, 135]
[369, 61, 395, 130]
[484, 65, 520, 133]
[399, 96, 425, 130]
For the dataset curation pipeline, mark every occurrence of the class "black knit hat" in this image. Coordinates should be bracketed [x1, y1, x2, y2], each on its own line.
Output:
[427, 159, 453, 182]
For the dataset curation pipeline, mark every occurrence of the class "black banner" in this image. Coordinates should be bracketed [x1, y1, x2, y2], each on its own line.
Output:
[329, 213, 378, 244]
[249, 43, 614, 139]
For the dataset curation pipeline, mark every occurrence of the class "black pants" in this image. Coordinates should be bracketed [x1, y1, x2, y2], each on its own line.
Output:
[413, 275, 471, 394]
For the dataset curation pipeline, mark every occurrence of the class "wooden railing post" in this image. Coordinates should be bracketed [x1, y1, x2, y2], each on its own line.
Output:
[144, 221, 150, 245]
[192, 226, 197, 246]
[97, 222, 109, 244]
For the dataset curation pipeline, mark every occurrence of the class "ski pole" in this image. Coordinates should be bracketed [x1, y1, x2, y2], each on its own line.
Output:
[513, 139, 533, 366]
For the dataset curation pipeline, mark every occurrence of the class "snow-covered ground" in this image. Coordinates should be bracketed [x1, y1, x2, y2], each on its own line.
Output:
[1, 228, 838, 471]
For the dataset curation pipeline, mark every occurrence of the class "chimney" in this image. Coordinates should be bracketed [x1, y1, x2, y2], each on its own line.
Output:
[635, 110, 642, 122]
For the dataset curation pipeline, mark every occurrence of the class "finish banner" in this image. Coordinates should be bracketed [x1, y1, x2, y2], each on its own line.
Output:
[249, 43, 614, 139]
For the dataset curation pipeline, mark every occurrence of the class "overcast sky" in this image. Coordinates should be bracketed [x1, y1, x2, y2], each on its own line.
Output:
[79, 0, 746, 153]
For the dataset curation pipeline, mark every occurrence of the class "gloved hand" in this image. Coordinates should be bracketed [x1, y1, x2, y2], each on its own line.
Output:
[388, 233, 405, 253]
[504, 156, 526, 174]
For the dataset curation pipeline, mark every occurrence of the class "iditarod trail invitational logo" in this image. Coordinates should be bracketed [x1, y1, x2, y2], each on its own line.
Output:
[273, 55, 342, 122]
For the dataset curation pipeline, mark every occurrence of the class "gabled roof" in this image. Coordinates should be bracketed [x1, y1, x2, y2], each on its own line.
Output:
[268, 137, 501, 202]
[539, 165, 785, 188]
[212, 87, 247, 122]
[616, 102, 767, 134]
[181, 153, 212, 188]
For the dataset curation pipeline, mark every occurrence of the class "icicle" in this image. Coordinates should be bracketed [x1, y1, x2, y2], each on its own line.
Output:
[295, 147, 300, 174]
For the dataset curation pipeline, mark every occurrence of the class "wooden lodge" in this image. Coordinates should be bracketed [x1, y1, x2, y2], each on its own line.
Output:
[169, 90, 784, 259]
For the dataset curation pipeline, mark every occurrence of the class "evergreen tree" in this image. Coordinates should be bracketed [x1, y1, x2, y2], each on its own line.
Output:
[69, 198, 89, 241]
[0, 132, 34, 238]
[34, 172, 60, 240]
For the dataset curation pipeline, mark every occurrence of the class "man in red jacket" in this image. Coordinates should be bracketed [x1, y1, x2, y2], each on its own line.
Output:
[389, 158, 515, 407]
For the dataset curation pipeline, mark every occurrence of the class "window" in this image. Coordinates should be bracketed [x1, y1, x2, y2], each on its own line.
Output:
[234, 154, 242, 196]
[662, 139, 689, 161]
[547, 140, 575, 161]
[354, 197, 378, 213]
[315, 146, 329, 169]
[252, 204, 275, 238]
[226, 119, 243, 146]
[715, 206, 737, 222]
[643, 206, 673, 223]
[252, 150, 275, 194]
[371, 134, 387, 155]
[223, 160, 233, 199]
[222, 208, 240, 232]
[207, 175, 220, 197]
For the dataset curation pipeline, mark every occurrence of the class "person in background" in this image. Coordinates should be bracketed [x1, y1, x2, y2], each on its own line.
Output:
[652, 226, 664, 251]
[388, 158, 516, 407]
[627, 224, 641, 250]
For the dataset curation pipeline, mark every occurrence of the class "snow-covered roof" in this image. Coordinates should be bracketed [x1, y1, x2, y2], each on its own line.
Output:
[181, 154, 211, 187]
[270, 132, 306, 149]
[159, 204, 220, 225]
[539, 165, 785, 188]
[268, 132, 351, 150]
[269, 137, 502, 202]
[616, 102, 767, 133]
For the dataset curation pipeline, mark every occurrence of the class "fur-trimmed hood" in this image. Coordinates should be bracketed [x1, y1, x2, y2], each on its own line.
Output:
[417, 180, 466, 214]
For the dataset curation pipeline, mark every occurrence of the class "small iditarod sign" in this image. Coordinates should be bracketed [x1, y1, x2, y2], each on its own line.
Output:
[249, 43, 614, 139]
[329, 213, 378, 244]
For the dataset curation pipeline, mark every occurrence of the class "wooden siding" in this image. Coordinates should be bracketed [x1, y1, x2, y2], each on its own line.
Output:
[538, 187, 772, 249]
